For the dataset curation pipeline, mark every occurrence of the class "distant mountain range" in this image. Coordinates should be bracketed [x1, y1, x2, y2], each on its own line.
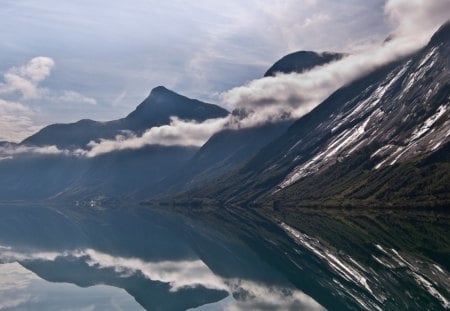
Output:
[0, 22, 448, 208]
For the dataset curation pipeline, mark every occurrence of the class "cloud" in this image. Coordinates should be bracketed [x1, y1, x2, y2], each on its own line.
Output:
[220, 0, 450, 128]
[301, 13, 331, 28]
[52, 90, 97, 105]
[0, 116, 228, 157]
[0, 57, 96, 105]
[0, 99, 41, 142]
[0, 143, 68, 160]
[81, 117, 228, 157]
[0, 57, 54, 99]
[384, 0, 450, 41]
[0, 57, 98, 141]
[77, 249, 228, 293]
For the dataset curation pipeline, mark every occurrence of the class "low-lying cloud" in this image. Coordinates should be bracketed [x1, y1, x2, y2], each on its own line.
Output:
[79, 117, 228, 157]
[0, 144, 66, 157]
[0, 99, 41, 142]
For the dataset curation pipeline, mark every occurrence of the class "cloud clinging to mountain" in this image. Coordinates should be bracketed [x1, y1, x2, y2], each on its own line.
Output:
[221, 0, 450, 128]
[79, 117, 228, 157]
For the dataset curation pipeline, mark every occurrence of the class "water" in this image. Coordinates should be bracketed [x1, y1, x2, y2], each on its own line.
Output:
[0, 203, 448, 310]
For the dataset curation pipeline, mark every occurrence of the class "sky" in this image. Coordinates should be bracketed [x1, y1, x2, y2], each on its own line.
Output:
[0, 0, 394, 142]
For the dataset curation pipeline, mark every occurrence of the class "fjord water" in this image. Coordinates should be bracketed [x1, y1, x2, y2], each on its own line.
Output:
[0, 204, 449, 310]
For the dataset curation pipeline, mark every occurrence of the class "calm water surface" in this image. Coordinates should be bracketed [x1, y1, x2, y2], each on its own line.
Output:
[0, 203, 448, 310]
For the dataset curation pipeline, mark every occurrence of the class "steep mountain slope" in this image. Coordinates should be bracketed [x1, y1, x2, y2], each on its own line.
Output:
[194, 22, 450, 207]
[264, 51, 342, 77]
[22, 86, 228, 149]
[153, 51, 341, 197]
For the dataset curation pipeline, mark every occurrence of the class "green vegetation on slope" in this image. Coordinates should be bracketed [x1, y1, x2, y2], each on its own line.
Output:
[267, 142, 450, 209]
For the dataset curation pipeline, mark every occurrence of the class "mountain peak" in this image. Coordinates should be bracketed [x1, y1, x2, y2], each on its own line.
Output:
[126, 86, 229, 126]
[150, 85, 171, 95]
[264, 51, 342, 77]
[139, 86, 195, 110]
[430, 20, 450, 45]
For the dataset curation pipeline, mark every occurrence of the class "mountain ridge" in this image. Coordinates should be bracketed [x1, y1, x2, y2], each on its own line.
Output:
[22, 86, 229, 149]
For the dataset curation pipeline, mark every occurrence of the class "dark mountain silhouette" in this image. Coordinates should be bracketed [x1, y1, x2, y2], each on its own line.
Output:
[22, 86, 228, 149]
[264, 51, 342, 77]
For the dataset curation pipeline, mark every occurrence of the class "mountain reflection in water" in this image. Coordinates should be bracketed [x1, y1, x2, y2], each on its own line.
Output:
[0, 203, 448, 310]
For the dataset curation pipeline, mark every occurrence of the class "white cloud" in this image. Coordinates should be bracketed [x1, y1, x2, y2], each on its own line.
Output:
[0, 144, 67, 158]
[385, 0, 450, 41]
[0, 57, 54, 99]
[53, 90, 97, 105]
[81, 117, 228, 157]
[0, 99, 41, 142]
[301, 13, 331, 29]
[0, 57, 98, 141]
[0, 56, 97, 106]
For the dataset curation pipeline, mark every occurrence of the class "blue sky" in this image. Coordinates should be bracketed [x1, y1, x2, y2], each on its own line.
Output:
[0, 0, 393, 141]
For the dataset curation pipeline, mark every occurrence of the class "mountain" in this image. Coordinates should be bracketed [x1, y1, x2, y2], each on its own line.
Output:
[22, 86, 228, 149]
[0, 87, 228, 200]
[4, 48, 342, 201]
[264, 51, 342, 77]
[151, 51, 341, 197]
[189, 22, 450, 207]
